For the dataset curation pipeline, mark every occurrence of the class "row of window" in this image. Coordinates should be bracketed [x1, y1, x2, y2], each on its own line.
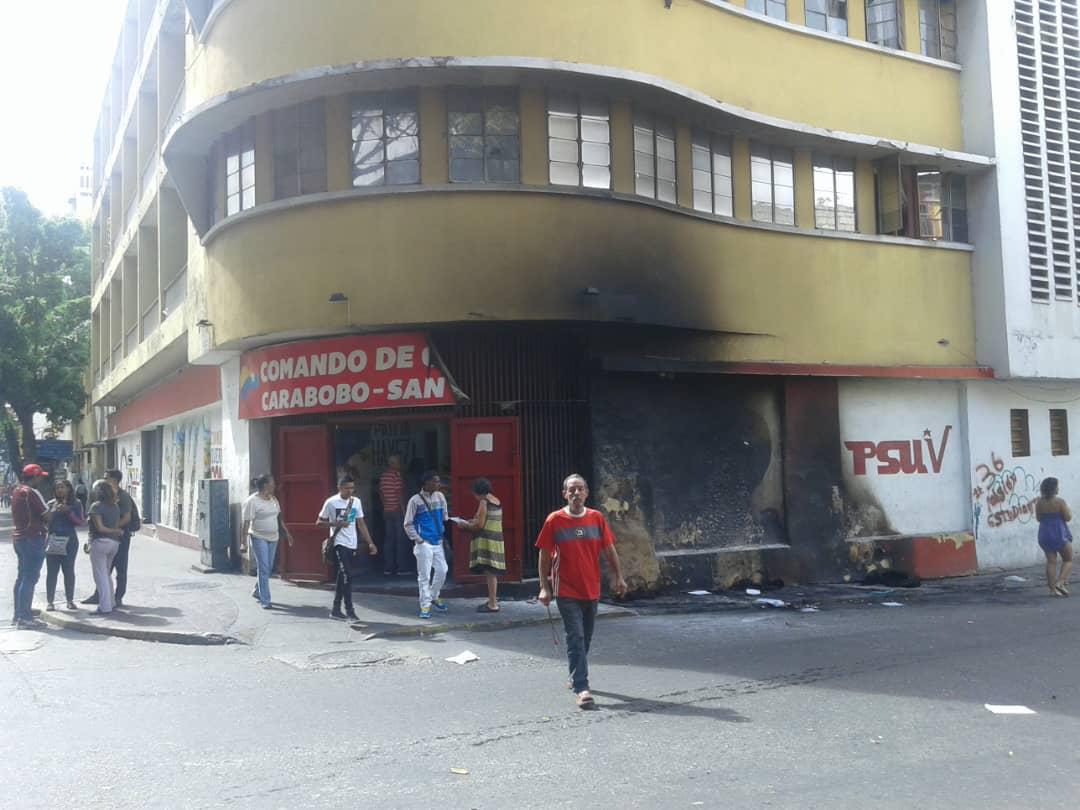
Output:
[1011, 408, 1071, 457]
[213, 90, 966, 241]
[748, 0, 957, 61]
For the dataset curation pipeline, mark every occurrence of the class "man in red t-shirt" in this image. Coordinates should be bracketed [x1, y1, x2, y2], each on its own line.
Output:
[10, 463, 50, 629]
[537, 473, 627, 709]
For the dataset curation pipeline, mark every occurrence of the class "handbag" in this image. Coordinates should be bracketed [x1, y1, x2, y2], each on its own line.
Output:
[45, 533, 69, 555]
[322, 497, 354, 566]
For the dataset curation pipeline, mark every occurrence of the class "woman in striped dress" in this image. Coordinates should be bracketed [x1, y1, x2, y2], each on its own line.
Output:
[463, 478, 505, 612]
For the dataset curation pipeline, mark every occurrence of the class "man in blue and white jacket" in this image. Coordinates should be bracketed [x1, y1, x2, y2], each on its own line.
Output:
[403, 470, 449, 619]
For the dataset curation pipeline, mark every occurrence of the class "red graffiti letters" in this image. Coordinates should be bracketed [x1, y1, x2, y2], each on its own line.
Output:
[845, 426, 952, 476]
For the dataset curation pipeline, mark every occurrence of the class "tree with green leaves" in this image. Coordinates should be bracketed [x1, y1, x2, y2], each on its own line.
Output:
[0, 187, 91, 466]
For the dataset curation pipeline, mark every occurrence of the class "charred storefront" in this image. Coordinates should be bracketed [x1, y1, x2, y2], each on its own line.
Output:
[243, 324, 851, 590]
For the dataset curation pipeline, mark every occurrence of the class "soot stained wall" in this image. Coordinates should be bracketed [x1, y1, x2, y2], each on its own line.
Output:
[591, 373, 784, 559]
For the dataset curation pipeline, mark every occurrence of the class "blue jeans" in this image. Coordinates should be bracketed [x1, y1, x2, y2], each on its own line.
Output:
[557, 598, 598, 693]
[249, 536, 278, 607]
[13, 537, 46, 622]
[381, 512, 408, 574]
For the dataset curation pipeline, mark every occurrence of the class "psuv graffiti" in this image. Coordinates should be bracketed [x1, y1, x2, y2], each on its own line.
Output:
[845, 426, 952, 476]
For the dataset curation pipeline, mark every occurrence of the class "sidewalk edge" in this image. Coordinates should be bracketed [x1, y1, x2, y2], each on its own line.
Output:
[39, 611, 242, 646]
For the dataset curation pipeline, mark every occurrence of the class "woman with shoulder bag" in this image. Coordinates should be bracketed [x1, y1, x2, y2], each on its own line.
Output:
[86, 479, 124, 614]
[45, 480, 85, 610]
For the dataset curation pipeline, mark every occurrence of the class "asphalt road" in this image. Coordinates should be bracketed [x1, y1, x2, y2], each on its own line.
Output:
[3, 556, 1079, 810]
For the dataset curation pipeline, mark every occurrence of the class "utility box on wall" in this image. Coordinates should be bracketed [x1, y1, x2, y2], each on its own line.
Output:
[197, 478, 231, 570]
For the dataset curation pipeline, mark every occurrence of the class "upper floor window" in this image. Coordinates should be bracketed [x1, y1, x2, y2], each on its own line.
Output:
[917, 171, 967, 241]
[351, 93, 420, 187]
[547, 94, 611, 189]
[272, 100, 327, 201]
[448, 88, 520, 183]
[633, 112, 677, 204]
[866, 0, 902, 49]
[813, 154, 856, 232]
[224, 120, 255, 217]
[876, 161, 968, 241]
[751, 144, 795, 226]
[919, 0, 957, 61]
[747, 0, 788, 20]
[691, 132, 733, 217]
[806, 0, 848, 35]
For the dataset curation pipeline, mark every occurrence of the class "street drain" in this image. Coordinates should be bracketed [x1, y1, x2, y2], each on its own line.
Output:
[309, 650, 398, 669]
[160, 581, 222, 592]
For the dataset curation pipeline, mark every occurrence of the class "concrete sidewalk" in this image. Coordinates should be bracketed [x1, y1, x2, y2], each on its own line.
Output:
[0, 516, 632, 645]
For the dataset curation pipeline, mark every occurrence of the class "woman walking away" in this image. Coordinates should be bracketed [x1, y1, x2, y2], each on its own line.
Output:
[460, 478, 506, 612]
[87, 480, 124, 614]
[1036, 477, 1073, 597]
[45, 480, 84, 610]
[241, 474, 293, 609]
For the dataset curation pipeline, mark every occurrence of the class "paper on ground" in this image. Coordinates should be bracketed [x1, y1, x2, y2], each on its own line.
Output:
[985, 704, 1036, 715]
[745, 588, 761, 596]
[687, 590, 711, 596]
[754, 598, 787, 608]
[880, 602, 905, 607]
[446, 650, 480, 665]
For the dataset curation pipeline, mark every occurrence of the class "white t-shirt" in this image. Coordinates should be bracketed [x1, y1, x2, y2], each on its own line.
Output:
[242, 494, 281, 542]
[318, 495, 365, 549]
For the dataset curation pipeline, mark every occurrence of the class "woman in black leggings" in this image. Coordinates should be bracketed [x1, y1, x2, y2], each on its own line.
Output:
[45, 480, 85, 610]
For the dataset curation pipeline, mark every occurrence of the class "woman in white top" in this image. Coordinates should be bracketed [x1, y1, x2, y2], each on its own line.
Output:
[241, 474, 293, 609]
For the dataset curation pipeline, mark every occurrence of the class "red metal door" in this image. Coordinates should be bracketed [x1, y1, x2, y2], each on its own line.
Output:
[274, 424, 333, 581]
[450, 417, 523, 582]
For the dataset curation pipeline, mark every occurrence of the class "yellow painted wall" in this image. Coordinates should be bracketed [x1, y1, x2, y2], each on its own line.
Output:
[204, 191, 975, 367]
[192, 0, 963, 149]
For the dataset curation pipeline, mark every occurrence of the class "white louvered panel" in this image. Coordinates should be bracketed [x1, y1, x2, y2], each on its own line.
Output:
[1038, 3, 1076, 299]
[1017, 0, 1052, 301]
[1062, 0, 1080, 300]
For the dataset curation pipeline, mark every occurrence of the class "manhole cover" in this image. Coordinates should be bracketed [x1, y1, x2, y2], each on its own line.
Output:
[309, 650, 397, 668]
[160, 581, 222, 592]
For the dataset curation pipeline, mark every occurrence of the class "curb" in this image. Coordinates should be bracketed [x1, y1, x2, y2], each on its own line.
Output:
[38, 611, 242, 646]
[362, 607, 637, 639]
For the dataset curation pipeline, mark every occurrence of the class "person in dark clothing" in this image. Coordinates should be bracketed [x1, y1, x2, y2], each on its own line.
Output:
[74, 478, 89, 512]
[82, 469, 140, 607]
[45, 479, 85, 610]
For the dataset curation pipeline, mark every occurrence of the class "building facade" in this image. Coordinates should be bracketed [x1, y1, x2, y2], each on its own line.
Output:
[82, 0, 1070, 589]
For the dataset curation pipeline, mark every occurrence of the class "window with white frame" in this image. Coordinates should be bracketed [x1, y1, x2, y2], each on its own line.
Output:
[917, 171, 967, 241]
[691, 132, 734, 217]
[866, 0, 902, 49]
[351, 93, 420, 187]
[224, 120, 255, 217]
[272, 100, 327, 201]
[547, 94, 611, 189]
[806, 0, 848, 35]
[920, 0, 957, 61]
[747, 0, 788, 20]
[633, 112, 677, 204]
[751, 144, 795, 225]
[448, 88, 520, 183]
[813, 154, 856, 231]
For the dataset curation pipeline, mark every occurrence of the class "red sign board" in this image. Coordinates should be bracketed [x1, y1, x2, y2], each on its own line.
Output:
[238, 333, 456, 419]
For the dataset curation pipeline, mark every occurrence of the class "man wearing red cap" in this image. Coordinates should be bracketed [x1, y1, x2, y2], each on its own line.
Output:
[10, 463, 50, 629]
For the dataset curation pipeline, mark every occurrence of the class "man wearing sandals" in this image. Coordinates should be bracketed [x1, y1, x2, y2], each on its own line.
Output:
[537, 473, 628, 710]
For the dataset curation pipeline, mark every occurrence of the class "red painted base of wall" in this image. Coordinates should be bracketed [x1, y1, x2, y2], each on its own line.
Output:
[905, 533, 979, 579]
[849, 531, 978, 581]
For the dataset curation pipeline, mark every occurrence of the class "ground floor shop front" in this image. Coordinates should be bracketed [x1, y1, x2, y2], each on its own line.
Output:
[98, 324, 1080, 590]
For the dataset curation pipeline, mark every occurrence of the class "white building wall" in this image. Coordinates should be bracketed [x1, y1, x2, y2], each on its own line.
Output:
[839, 380, 969, 536]
[965, 380, 1080, 568]
[961, 0, 1080, 378]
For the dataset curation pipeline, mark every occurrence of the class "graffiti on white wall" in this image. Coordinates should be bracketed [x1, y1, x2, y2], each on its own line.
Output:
[844, 426, 953, 476]
[971, 452, 1039, 537]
